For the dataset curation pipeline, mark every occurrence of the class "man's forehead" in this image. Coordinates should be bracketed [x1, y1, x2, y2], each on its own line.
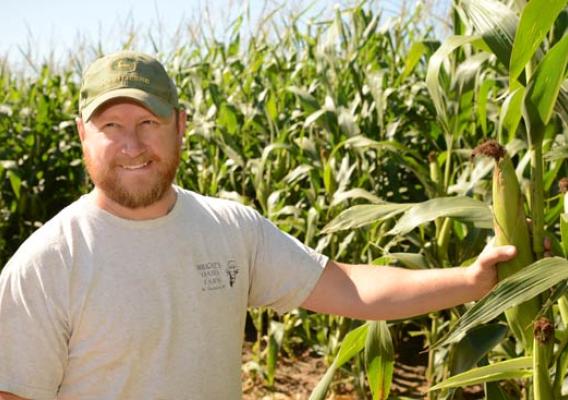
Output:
[91, 98, 164, 119]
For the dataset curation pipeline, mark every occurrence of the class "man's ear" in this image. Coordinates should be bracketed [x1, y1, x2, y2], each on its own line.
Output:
[76, 117, 86, 143]
[177, 109, 187, 143]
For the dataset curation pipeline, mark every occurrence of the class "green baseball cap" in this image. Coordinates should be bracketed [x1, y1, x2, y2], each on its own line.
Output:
[79, 51, 178, 121]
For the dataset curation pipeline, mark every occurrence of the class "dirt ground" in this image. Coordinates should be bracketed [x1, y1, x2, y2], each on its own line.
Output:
[241, 335, 429, 400]
[241, 334, 485, 400]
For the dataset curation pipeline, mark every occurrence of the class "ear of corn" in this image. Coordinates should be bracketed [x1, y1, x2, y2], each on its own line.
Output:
[473, 140, 540, 353]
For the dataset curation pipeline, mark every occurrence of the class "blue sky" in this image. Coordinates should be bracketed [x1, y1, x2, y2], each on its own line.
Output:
[0, 0, 451, 72]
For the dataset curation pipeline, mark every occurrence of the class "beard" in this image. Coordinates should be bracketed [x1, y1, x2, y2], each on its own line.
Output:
[83, 148, 180, 209]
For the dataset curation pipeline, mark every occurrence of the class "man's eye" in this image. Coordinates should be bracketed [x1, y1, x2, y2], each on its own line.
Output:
[103, 122, 119, 129]
[141, 120, 158, 126]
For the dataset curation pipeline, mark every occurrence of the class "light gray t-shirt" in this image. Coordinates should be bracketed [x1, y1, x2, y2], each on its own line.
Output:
[0, 186, 328, 399]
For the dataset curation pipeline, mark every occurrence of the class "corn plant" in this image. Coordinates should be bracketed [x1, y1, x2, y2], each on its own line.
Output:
[429, 0, 567, 398]
[3, 0, 567, 397]
[1, 1, 454, 397]
[323, 0, 567, 398]
[0, 66, 86, 264]
[175, 3, 452, 396]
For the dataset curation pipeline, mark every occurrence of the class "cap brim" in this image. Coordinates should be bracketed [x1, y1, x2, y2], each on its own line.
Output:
[81, 88, 174, 121]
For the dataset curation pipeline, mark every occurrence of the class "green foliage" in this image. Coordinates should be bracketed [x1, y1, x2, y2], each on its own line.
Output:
[0, 67, 86, 264]
[0, 2, 446, 397]
[1, 0, 567, 398]
[430, 357, 533, 391]
[309, 322, 369, 400]
[438, 257, 568, 348]
[364, 321, 394, 400]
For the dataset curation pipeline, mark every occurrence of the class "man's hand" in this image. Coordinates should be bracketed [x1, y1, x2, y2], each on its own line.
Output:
[468, 236, 553, 301]
[465, 244, 517, 300]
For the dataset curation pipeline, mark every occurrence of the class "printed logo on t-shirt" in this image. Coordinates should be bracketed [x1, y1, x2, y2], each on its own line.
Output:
[196, 259, 240, 291]
[226, 259, 239, 287]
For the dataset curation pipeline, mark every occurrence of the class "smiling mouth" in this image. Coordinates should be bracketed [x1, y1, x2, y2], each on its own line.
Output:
[121, 161, 152, 170]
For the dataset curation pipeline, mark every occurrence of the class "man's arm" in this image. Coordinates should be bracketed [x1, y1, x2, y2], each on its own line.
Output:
[301, 245, 516, 320]
[0, 392, 29, 400]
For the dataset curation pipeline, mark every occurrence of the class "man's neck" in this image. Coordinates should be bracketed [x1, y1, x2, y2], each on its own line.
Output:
[90, 186, 177, 220]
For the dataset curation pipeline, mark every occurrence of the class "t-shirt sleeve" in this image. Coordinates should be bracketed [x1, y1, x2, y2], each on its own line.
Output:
[0, 243, 69, 400]
[247, 211, 328, 314]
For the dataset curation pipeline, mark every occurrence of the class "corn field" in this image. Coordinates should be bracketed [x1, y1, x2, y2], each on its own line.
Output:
[1, 0, 568, 398]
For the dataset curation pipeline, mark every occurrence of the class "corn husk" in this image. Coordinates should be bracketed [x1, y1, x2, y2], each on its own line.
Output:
[474, 141, 540, 353]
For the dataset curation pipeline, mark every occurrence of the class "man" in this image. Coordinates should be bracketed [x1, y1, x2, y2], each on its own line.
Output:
[0, 51, 516, 399]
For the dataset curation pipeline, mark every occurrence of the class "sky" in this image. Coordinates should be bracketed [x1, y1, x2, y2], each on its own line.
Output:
[0, 0, 451, 73]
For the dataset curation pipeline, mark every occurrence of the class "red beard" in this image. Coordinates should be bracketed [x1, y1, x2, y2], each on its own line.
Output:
[83, 148, 180, 209]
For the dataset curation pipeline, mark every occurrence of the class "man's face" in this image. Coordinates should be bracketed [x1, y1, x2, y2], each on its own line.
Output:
[78, 100, 185, 209]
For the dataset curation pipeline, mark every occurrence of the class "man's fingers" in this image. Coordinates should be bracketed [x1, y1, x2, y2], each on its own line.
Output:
[478, 245, 517, 268]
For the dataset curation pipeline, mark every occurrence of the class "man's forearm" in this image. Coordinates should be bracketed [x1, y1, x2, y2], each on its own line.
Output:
[340, 263, 484, 319]
[303, 262, 480, 320]
[301, 246, 515, 320]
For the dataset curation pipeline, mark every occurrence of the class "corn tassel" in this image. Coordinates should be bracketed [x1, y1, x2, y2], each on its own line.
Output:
[473, 141, 540, 353]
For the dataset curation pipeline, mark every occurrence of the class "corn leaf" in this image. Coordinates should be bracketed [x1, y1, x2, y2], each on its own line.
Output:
[341, 135, 423, 160]
[218, 103, 239, 134]
[556, 84, 568, 126]
[338, 136, 436, 194]
[509, 0, 566, 85]
[7, 171, 21, 199]
[365, 321, 394, 400]
[335, 323, 369, 365]
[330, 189, 383, 207]
[401, 41, 427, 82]
[477, 76, 494, 135]
[498, 86, 525, 142]
[546, 145, 568, 161]
[322, 203, 413, 233]
[304, 109, 328, 128]
[450, 323, 508, 376]
[560, 214, 568, 257]
[437, 257, 568, 347]
[462, 0, 518, 69]
[384, 253, 429, 270]
[426, 35, 478, 133]
[430, 357, 533, 391]
[388, 197, 492, 236]
[525, 32, 568, 127]
[456, 53, 492, 93]
[485, 382, 511, 400]
[308, 360, 338, 400]
[309, 323, 369, 400]
[266, 321, 285, 386]
[283, 165, 313, 185]
[287, 86, 320, 113]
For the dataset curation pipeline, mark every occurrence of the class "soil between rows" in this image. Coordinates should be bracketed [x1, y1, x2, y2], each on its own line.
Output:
[241, 332, 486, 399]
[240, 334, 430, 399]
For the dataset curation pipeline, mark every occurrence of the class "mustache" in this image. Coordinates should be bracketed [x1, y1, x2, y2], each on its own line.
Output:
[111, 155, 158, 167]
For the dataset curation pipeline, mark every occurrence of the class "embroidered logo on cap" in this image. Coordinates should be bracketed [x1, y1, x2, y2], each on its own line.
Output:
[113, 58, 138, 73]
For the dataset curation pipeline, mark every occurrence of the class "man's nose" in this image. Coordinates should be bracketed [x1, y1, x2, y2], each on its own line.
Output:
[120, 128, 146, 158]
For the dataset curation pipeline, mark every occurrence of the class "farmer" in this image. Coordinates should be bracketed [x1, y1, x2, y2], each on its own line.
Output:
[0, 51, 516, 400]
